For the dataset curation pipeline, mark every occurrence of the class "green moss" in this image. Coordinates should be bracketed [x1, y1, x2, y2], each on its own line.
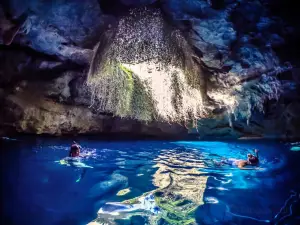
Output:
[171, 71, 183, 115]
[119, 64, 133, 82]
[88, 59, 159, 122]
[115, 64, 134, 117]
[131, 76, 156, 121]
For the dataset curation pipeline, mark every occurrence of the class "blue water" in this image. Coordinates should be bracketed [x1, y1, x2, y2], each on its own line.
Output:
[1, 138, 300, 225]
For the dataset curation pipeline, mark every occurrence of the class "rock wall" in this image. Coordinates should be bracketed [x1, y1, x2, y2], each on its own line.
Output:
[0, 76, 187, 137]
[0, 0, 299, 139]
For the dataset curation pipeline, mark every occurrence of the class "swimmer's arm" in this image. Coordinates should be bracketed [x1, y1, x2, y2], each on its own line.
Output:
[238, 166, 258, 170]
[238, 161, 257, 170]
[238, 163, 260, 170]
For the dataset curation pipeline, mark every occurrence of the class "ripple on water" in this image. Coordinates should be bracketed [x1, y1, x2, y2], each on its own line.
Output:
[3, 139, 296, 225]
[89, 147, 209, 224]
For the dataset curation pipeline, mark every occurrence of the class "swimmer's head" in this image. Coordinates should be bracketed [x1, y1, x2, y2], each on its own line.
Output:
[247, 154, 253, 158]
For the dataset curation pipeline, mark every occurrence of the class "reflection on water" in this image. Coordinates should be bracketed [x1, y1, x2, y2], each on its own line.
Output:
[153, 148, 207, 203]
[87, 142, 299, 225]
[1, 139, 300, 225]
[89, 147, 209, 225]
[89, 147, 207, 225]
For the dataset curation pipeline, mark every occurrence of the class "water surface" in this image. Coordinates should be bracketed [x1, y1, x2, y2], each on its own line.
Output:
[1, 138, 300, 225]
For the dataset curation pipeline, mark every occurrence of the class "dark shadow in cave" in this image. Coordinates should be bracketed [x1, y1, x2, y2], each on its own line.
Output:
[98, 0, 160, 16]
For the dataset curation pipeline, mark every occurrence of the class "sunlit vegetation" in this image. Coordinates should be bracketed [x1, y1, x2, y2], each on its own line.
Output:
[87, 8, 205, 124]
[87, 8, 283, 127]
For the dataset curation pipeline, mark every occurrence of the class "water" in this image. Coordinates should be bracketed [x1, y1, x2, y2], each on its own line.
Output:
[1, 137, 300, 225]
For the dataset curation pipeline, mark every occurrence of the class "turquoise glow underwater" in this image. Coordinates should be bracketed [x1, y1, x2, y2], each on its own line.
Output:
[1, 138, 300, 225]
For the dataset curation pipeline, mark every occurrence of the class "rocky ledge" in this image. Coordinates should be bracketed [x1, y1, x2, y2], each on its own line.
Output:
[0, 0, 300, 139]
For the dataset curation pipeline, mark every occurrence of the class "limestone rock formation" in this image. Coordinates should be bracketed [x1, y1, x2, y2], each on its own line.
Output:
[0, 0, 299, 138]
[0, 73, 187, 137]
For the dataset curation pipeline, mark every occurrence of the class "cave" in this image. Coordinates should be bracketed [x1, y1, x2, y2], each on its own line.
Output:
[1, 1, 300, 225]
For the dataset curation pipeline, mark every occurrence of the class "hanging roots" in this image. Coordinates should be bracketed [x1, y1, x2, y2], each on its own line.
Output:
[87, 8, 205, 123]
[87, 7, 284, 126]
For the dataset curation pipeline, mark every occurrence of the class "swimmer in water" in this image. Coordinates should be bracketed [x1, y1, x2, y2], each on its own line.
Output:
[247, 149, 259, 166]
[69, 142, 81, 157]
[67, 141, 89, 182]
[216, 149, 259, 170]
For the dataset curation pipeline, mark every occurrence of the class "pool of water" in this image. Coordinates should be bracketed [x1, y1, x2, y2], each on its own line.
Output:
[1, 137, 300, 225]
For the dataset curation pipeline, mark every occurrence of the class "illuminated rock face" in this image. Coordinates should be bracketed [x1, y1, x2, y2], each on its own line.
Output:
[88, 8, 205, 123]
[87, 7, 285, 130]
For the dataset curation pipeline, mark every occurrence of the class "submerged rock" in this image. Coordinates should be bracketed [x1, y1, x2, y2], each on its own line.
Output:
[89, 173, 129, 198]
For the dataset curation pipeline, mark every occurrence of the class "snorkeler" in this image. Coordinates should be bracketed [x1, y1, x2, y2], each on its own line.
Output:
[65, 141, 90, 182]
[247, 149, 259, 165]
[216, 149, 259, 170]
[69, 142, 81, 157]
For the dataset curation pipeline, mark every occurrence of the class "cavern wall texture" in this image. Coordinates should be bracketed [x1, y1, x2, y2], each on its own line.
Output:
[0, 0, 299, 139]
